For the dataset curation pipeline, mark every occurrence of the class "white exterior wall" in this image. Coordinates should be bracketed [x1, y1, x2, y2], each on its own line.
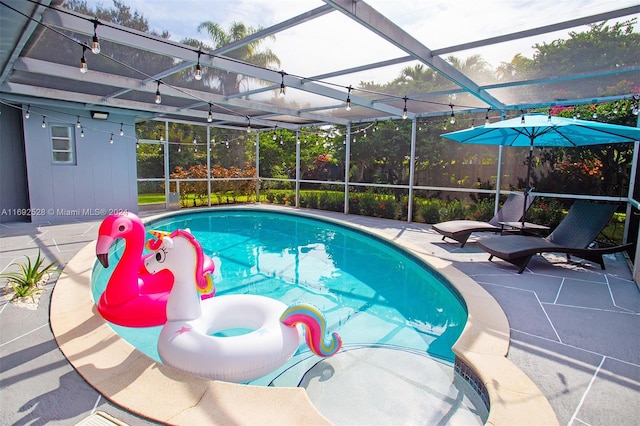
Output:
[22, 107, 138, 223]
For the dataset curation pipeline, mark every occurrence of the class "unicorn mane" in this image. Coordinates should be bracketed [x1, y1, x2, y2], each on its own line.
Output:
[146, 229, 214, 295]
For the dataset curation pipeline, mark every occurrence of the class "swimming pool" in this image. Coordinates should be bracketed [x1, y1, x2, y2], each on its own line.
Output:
[91, 208, 487, 423]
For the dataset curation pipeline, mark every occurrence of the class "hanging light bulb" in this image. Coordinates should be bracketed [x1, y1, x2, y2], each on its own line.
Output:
[194, 51, 202, 81]
[25, 105, 30, 119]
[470, 119, 475, 129]
[91, 20, 101, 54]
[41, 117, 46, 128]
[118, 123, 123, 136]
[207, 103, 213, 123]
[109, 133, 114, 144]
[80, 127, 85, 138]
[178, 145, 181, 152]
[613, 102, 619, 114]
[449, 104, 456, 124]
[76, 116, 81, 128]
[592, 104, 598, 119]
[632, 96, 639, 115]
[246, 117, 251, 132]
[279, 71, 286, 97]
[521, 114, 525, 124]
[547, 108, 552, 122]
[193, 137, 197, 144]
[136, 141, 140, 149]
[155, 81, 162, 104]
[402, 97, 408, 119]
[485, 108, 491, 125]
[345, 85, 352, 111]
[80, 46, 88, 73]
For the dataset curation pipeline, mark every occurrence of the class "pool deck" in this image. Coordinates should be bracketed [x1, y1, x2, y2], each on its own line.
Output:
[1, 205, 638, 425]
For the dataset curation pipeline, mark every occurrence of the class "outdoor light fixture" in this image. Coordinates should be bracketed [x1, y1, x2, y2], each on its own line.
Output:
[76, 116, 81, 128]
[194, 51, 202, 81]
[80, 127, 85, 137]
[345, 85, 352, 111]
[485, 108, 491, 125]
[207, 103, 213, 123]
[109, 133, 114, 144]
[155, 81, 162, 104]
[41, 117, 46, 128]
[402, 97, 408, 119]
[80, 46, 88, 73]
[90, 111, 109, 120]
[119, 123, 124, 136]
[279, 71, 286, 97]
[25, 105, 30, 119]
[91, 20, 101, 54]
[449, 104, 456, 124]
[246, 116, 252, 132]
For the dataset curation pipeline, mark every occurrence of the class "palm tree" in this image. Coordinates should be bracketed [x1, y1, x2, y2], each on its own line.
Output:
[183, 21, 281, 96]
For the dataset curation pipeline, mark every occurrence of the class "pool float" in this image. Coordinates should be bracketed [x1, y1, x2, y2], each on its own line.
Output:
[95, 212, 215, 327]
[145, 229, 341, 383]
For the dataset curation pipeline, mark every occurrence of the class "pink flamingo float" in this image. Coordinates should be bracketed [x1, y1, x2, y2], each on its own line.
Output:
[144, 229, 341, 383]
[95, 212, 214, 327]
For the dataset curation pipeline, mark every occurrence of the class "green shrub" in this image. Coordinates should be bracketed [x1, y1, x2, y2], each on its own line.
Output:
[438, 199, 465, 222]
[468, 198, 496, 222]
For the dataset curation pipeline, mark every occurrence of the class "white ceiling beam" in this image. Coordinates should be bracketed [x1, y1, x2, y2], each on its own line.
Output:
[13, 57, 349, 126]
[323, 0, 504, 110]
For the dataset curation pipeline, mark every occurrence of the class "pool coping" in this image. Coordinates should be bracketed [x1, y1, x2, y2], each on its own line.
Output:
[50, 206, 558, 425]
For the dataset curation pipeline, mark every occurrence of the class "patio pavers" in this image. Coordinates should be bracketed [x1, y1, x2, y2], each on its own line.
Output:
[1, 208, 638, 425]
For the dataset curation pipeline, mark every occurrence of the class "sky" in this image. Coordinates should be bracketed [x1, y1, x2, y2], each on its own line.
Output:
[82, 0, 639, 85]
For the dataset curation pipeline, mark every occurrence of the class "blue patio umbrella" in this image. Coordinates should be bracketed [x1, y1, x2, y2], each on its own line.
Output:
[441, 112, 640, 224]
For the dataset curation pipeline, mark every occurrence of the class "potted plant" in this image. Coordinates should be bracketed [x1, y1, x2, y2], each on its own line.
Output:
[1, 250, 63, 302]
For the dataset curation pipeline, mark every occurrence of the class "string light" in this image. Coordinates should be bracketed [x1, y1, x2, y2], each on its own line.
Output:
[91, 20, 101, 54]
[76, 116, 81, 128]
[207, 103, 213, 123]
[279, 71, 286, 97]
[402, 97, 408, 119]
[246, 116, 251, 132]
[155, 81, 162, 104]
[109, 133, 114, 144]
[345, 85, 352, 111]
[80, 46, 88, 73]
[547, 108, 552, 122]
[485, 108, 491, 125]
[448, 104, 455, 124]
[41, 116, 46, 128]
[592, 104, 598, 119]
[80, 127, 85, 137]
[632, 95, 639, 115]
[25, 105, 30, 119]
[119, 123, 124, 136]
[194, 50, 202, 81]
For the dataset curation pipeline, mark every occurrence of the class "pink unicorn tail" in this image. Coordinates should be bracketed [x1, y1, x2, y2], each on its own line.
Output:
[280, 303, 342, 357]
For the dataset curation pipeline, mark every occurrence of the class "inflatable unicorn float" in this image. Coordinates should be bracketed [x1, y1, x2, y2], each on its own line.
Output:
[95, 213, 341, 383]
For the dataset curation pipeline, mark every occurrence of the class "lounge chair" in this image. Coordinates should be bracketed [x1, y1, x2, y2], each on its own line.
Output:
[476, 200, 632, 273]
[431, 193, 535, 247]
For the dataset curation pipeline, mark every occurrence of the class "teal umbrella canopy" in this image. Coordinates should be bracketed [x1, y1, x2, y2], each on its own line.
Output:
[440, 112, 640, 225]
[441, 113, 640, 147]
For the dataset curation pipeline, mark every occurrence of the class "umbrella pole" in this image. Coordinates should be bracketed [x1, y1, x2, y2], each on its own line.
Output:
[523, 137, 534, 227]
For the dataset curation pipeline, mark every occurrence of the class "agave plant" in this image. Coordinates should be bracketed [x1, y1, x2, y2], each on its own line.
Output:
[1, 250, 63, 301]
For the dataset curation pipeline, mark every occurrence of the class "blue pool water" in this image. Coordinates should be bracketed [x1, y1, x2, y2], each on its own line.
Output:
[91, 209, 468, 386]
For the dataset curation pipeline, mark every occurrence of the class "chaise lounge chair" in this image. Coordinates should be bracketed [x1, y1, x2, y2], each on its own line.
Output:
[476, 200, 632, 273]
[431, 193, 535, 247]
